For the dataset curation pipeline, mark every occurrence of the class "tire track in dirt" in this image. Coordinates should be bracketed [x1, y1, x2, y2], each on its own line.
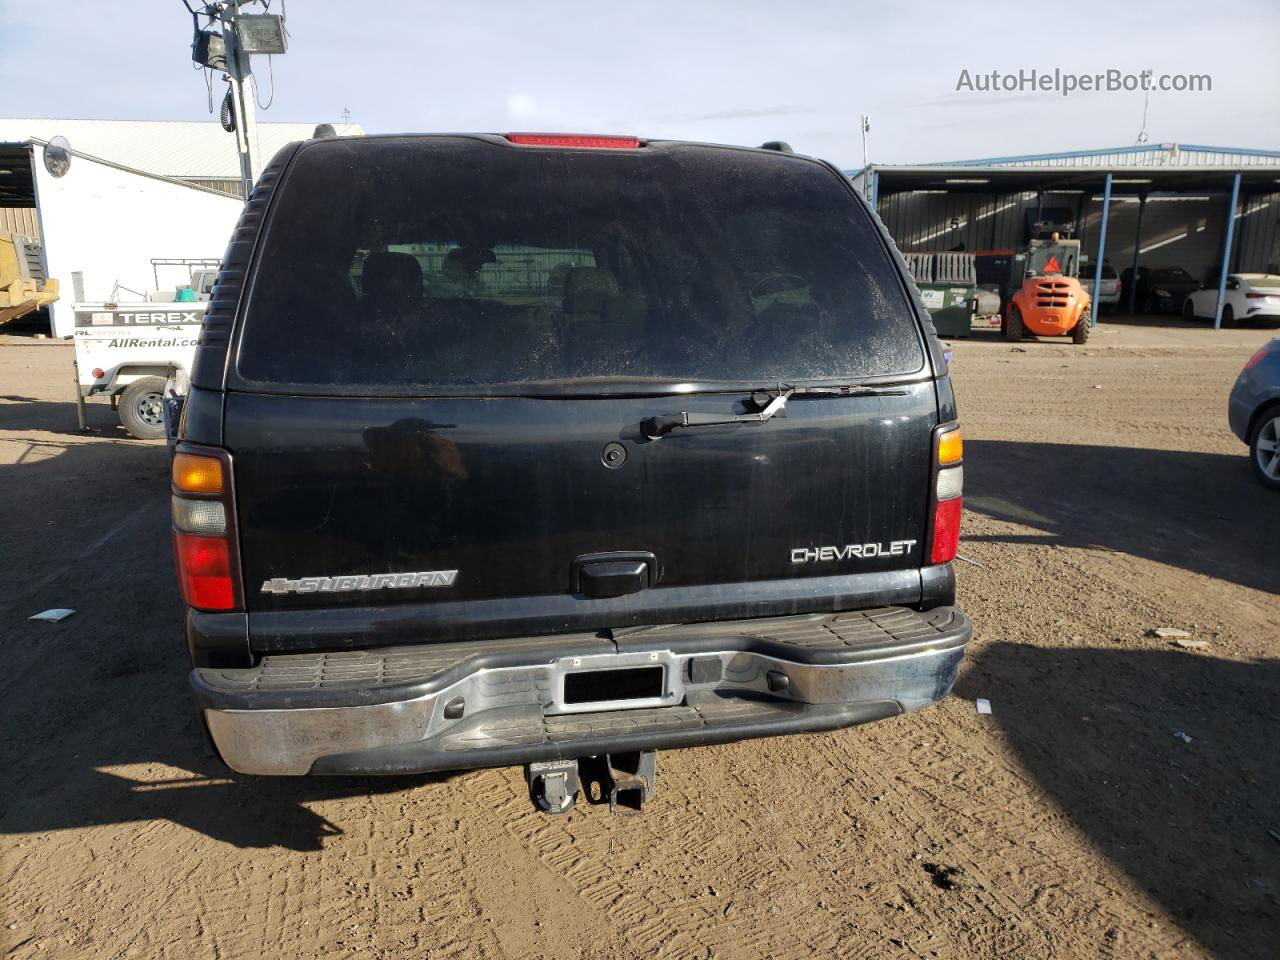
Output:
[460, 760, 829, 960]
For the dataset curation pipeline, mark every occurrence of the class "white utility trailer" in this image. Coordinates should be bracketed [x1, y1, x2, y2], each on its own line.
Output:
[72, 302, 205, 439]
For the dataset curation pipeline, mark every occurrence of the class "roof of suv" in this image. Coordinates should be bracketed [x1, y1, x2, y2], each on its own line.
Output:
[295, 131, 828, 167]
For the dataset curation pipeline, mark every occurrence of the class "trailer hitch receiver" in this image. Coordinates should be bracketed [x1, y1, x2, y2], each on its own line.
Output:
[597, 751, 657, 815]
[527, 752, 658, 815]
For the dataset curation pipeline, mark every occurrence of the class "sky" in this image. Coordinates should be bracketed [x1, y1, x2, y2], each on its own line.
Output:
[1, 0, 1276, 168]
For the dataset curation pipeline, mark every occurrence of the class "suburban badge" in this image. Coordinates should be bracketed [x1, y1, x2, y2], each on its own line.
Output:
[261, 570, 458, 595]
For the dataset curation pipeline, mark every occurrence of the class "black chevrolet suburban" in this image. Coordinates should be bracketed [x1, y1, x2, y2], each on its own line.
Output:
[172, 132, 969, 813]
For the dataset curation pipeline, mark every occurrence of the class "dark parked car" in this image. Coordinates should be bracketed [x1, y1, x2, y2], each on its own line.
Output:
[1121, 265, 1200, 313]
[171, 133, 970, 813]
[1228, 339, 1280, 489]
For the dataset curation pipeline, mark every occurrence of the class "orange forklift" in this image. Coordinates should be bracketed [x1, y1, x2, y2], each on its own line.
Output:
[1004, 231, 1092, 345]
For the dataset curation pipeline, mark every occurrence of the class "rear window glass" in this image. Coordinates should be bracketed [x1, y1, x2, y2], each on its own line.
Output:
[236, 138, 922, 391]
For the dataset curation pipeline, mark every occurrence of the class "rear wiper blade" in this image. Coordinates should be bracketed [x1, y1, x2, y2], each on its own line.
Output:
[780, 382, 908, 398]
[641, 382, 907, 439]
[642, 388, 793, 439]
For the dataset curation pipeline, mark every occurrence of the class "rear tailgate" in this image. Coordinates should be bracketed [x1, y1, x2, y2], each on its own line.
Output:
[227, 385, 934, 608]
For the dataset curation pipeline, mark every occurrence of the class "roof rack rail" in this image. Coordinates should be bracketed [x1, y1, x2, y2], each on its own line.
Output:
[760, 141, 794, 153]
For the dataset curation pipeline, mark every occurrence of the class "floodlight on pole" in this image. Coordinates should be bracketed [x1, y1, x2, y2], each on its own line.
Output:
[183, 0, 287, 199]
[236, 14, 287, 53]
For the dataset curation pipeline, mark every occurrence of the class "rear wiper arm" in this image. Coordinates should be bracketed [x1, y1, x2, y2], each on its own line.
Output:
[642, 388, 793, 439]
[641, 382, 908, 440]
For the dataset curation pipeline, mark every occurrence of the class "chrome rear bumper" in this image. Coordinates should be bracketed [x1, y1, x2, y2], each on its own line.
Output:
[194, 607, 970, 776]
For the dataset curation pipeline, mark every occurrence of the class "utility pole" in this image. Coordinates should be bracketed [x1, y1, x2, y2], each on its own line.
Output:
[220, 1, 259, 197]
[1135, 68, 1152, 145]
[860, 115, 871, 199]
[187, 1, 287, 198]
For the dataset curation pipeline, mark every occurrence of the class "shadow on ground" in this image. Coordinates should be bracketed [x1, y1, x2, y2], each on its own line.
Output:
[966, 439, 1280, 595]
[957, 643, 1279, 960]
[0, 432, 457, 853]
[0, 395, 133, 439]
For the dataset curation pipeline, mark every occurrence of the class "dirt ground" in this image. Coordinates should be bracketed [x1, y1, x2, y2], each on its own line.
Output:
[2, 320, 1277, 960]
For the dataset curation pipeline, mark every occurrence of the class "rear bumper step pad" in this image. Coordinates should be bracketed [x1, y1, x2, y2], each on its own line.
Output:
[195, 606, 970, 776]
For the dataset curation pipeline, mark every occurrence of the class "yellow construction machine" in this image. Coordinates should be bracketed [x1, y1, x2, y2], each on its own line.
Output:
[0, 232, 59, 325]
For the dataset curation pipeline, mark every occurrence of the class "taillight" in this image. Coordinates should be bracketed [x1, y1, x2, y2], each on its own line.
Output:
[171, 445, 242, 611]
[937, 428, 963, 466]
[1244, 345, 1270, 370]
[172, 452, 225, 494]
[173, 533, 236, 610]
[1245, 292, 1269, 299]
[929, 498, 963, 565]
[505, 133, 640, 149]
[929, 425, 963, 565]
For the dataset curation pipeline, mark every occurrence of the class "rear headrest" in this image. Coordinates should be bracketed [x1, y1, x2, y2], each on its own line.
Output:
[563, 267, 619, 314]
[442, 247, 497, 279]
[362, 252, 422, 308]
[602, 294, 647, 330]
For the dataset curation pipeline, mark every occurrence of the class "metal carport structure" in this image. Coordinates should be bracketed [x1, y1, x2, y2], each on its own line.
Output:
[853, 144, 1280, 330]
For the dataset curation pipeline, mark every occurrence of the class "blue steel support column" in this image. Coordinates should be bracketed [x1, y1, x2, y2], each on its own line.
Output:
[1127, 195, 1146, 313]
[1213, 172, 1242, 331]
[869, 170, 879, 211]
[1090, 173, 1113, 327]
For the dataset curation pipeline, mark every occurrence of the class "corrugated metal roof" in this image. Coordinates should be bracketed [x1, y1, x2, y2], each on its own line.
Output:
[0, 118, 364, 178]
[848, 144, 1280, 180]
[930, 143, 1280, 169]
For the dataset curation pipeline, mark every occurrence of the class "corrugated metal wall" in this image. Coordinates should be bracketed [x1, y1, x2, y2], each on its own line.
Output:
[878, 191, 1280, 281]
[179, 177, 244, 198]
[878, 191, 1041, 252]
[0, 206, 40, 239]
[1070, 193, 1280, 279]
[1233, 193, 1280, 274]
[1075, 195, 1227, 282]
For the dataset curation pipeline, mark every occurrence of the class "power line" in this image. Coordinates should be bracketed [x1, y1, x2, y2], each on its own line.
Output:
[253, 54, 275, 111]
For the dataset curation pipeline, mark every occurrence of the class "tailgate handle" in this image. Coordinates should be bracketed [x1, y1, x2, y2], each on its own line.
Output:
[572, 553, 656, 598]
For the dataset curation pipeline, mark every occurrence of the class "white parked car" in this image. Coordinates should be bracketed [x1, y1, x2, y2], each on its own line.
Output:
[1183, 274, 1280, 327]
[1092, 263, 1120, 311]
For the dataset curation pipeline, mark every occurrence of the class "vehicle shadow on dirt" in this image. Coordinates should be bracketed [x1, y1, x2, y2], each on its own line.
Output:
[965, 440, 1280, 595]
[0, 439, 459, 853]
[956, 642, 1279, 960]
[0, 639, 462, 853]
[0, 396, 133, 439]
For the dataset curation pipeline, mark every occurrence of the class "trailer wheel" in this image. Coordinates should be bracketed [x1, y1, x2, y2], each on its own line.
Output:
[1072, 309, 1092, 345]
[118, 377, 168, 440]
[1005, 306, 1025, 341]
